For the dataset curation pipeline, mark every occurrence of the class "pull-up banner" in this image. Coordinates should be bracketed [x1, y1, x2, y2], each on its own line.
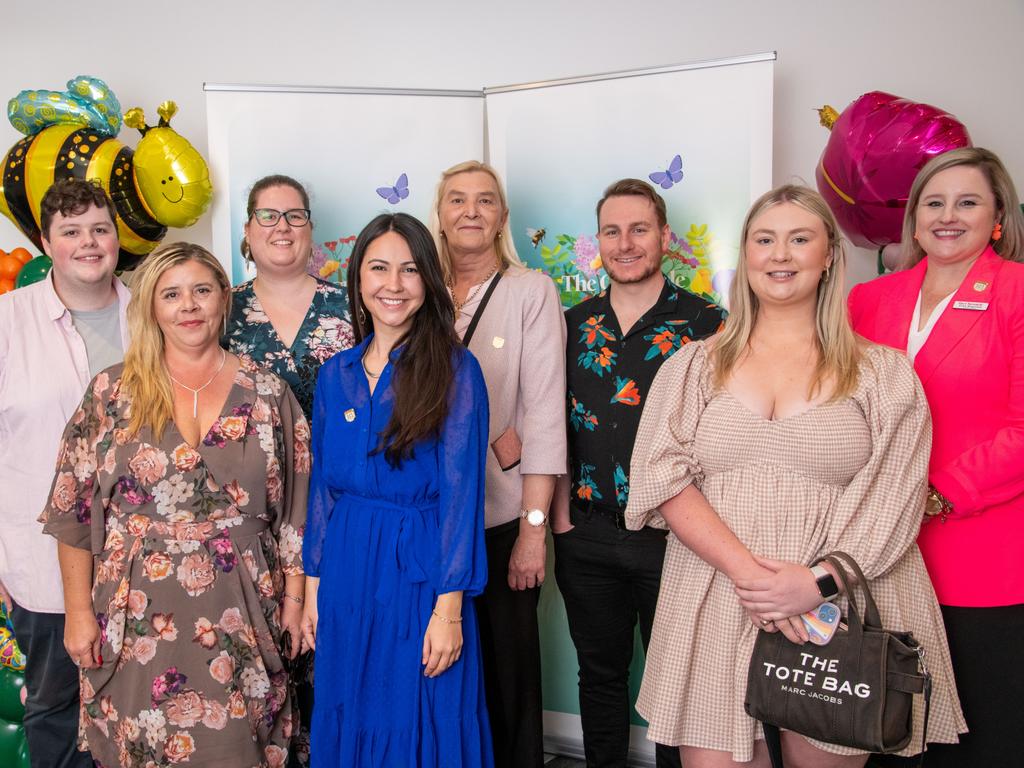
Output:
[486, 53, 774, 310]
[204, 85, 485, 287]
[206, 52, 774, 765]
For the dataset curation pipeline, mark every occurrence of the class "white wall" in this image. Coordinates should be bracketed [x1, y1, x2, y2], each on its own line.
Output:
[4, 0, 1022, 288]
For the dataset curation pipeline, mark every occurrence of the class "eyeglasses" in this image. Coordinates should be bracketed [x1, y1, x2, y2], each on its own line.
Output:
[251, 208, 311, 227]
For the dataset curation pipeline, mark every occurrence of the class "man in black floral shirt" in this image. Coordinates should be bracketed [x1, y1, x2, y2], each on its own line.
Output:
[552, 179, 725, 767]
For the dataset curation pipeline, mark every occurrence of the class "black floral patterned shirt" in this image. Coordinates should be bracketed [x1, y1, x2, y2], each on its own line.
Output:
[564, 278, 726, 509]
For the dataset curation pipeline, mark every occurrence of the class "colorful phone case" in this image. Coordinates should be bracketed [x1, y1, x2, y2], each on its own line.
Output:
[801, 601, 841, 645]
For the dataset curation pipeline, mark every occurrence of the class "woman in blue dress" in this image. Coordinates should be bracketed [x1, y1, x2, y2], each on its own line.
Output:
[300, 212, 493, 767]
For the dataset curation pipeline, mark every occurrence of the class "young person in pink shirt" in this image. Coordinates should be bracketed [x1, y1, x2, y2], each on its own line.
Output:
[0, 179, 128, 768]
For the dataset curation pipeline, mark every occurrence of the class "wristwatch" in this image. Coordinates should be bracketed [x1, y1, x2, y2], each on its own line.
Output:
[521, 508, 548, 527]
[810, 564, 840, 601]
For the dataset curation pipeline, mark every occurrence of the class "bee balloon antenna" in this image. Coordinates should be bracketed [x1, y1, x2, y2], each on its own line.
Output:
[123, 107, 151, 136]
[156, 101, 178, 128]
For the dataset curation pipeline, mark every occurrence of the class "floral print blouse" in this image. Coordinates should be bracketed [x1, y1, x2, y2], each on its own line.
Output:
[40, 358, 310, 768]
[224, 279, 354, 419]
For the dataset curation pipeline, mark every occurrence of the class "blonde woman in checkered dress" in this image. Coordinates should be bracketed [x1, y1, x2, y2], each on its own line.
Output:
[625, 186, 965, 767]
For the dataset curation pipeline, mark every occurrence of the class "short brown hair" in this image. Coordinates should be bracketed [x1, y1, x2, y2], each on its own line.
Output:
[596, 178, 668, 229]
[40, 178, 116, 240]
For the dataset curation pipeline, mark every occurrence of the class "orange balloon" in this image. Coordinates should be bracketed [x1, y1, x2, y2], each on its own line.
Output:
[0, 276, 14, 294]
[8, 248, 31, 265]
[0, 255, 22, 280]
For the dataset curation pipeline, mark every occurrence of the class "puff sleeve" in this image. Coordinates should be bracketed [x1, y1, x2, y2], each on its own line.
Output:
[625, 341, 712, 530]
[825, 347, 933, 579]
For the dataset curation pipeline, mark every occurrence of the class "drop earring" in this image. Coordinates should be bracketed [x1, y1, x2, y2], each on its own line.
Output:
[992, 222, 1003, 241]
[357, 305, 366, 325]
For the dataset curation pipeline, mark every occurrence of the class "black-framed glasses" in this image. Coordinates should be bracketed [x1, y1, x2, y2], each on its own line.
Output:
[251, 208, 311, 227]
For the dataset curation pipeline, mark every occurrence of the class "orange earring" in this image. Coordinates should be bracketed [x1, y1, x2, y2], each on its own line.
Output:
[992, 222, 1003, 241]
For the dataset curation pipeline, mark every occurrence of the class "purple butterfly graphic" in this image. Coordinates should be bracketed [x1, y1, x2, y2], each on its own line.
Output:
[376, 173, 410, 205]
[649, 155, 683, 190]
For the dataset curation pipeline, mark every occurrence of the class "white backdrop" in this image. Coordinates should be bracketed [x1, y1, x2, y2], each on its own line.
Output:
[205, 86, 484, 284]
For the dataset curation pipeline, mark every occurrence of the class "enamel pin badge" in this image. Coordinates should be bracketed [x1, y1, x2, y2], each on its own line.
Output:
[344, 408, 356, 422]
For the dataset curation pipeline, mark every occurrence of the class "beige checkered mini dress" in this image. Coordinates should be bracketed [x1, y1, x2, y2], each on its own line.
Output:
[625, 341, 966, 761]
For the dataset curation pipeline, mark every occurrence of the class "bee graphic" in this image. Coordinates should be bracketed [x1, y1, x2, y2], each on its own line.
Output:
[0, 76, 212, 271]
[526, 227, 546, 249]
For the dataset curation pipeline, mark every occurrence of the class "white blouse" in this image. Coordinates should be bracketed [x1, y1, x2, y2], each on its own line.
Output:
[907, 289, 955, 362]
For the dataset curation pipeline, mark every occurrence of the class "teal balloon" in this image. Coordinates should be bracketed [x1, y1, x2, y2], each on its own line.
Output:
[0, 668, 24, 722]
[14, 255, 51, 288]
[7, 75, 121, 137]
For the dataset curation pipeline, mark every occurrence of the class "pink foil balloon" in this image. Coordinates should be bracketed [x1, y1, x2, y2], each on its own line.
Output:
[815, 91, 972, 248]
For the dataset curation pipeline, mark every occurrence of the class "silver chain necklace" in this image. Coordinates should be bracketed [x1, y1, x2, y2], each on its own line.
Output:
[167, 349, 228, 418]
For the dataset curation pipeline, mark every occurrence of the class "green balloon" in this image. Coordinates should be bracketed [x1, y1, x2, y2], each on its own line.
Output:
[0, 720, 28, 767]
[14, 255, 51, 288]
[0, 668, 24, 722]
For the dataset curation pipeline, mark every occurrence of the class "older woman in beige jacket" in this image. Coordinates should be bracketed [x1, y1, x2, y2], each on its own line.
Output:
[430, 161, 567, 768]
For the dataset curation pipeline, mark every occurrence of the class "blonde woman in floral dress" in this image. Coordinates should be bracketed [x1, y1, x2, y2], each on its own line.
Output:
[41, 243, 310, 768]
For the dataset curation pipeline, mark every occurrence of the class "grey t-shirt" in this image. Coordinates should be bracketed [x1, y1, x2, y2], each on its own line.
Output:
[69, 301, 124, 378]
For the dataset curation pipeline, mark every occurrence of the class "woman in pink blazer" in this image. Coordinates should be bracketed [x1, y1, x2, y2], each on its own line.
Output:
[848, 147, 1024, 767]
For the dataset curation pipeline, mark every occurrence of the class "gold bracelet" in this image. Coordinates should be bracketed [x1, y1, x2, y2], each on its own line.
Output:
[283, 593, 304, 605]
[431, 609, 462, 624]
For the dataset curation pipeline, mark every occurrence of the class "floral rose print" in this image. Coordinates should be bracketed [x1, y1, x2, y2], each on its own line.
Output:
[39, 359, 309, 767]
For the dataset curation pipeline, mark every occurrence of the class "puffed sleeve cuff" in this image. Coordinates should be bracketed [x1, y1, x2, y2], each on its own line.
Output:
[930, 467, 981, 519]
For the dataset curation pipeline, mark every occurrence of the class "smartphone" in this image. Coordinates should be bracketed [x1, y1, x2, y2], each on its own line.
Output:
[801, 602, 841, 645]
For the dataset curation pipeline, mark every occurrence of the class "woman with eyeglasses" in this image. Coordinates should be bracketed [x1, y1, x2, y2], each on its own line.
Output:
[224, 175, 353, 767]
[224, 175, 355, 418]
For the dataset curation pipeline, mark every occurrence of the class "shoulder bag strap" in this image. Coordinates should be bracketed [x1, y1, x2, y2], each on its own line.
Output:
[461, 271, 502, 348]
[762, 722, 785, 768]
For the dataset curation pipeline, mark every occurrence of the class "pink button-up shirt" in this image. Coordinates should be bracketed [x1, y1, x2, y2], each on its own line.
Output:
[0, 273, 130, 612]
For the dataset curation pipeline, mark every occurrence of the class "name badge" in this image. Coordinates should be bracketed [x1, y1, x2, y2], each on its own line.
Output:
[952, 300, 989, 311]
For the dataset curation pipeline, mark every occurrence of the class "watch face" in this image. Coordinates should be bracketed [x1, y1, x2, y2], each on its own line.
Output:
[526, 509, 546, 526]
[817, 574, 839, 599]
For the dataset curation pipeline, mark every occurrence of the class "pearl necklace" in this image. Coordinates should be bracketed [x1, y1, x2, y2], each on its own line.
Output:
[448, 263, 499, 313]
[167, 349, 228, 418]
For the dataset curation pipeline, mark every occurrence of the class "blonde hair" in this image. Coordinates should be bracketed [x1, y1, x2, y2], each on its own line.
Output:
[428, 160, 523, 280]
[900, 147, 1024, 268]
[122, 243, 232, 440]
[713, 185, 861, 400]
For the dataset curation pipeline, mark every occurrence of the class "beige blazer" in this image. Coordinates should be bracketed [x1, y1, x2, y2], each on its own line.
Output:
[461, 265, 567, 528]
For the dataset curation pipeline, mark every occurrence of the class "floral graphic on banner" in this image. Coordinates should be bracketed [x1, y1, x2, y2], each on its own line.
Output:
[536, 224, 731, 308]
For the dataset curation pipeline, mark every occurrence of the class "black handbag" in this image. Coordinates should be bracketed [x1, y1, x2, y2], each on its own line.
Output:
[744, 552, 932, 767]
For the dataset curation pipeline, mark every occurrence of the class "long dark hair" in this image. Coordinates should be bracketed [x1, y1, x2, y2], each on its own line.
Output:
[347, 213, 459, 465]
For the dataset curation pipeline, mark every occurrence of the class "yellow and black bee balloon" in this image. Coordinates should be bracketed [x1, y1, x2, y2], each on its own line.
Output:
[0, 75, 212, 271]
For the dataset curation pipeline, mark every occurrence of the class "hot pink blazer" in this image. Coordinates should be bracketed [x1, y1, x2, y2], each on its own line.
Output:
[848, 247, 1024, 607]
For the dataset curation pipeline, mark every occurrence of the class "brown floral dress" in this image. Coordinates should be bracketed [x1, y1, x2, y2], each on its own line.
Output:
[40, 358, 309, 768]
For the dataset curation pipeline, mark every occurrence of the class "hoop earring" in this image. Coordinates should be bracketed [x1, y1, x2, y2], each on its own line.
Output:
[357, 305, 366, 326]
[992, 222, 1003, 241]
[823, 263, 831, 281]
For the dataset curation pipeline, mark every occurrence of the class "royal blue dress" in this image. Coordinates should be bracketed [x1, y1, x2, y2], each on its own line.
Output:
[304, 336, 494, 768]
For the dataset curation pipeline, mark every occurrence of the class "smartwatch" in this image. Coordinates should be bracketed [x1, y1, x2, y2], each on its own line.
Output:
[521, 508, 548, 527]
[810, 564, 840, 601]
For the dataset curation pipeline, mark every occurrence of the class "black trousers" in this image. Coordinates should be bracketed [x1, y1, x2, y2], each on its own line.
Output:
[553, 505, 682, 768]
[476, 519, 545, 768]
[868, 603, 1024, 768]
[9, 605, 93, 768]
